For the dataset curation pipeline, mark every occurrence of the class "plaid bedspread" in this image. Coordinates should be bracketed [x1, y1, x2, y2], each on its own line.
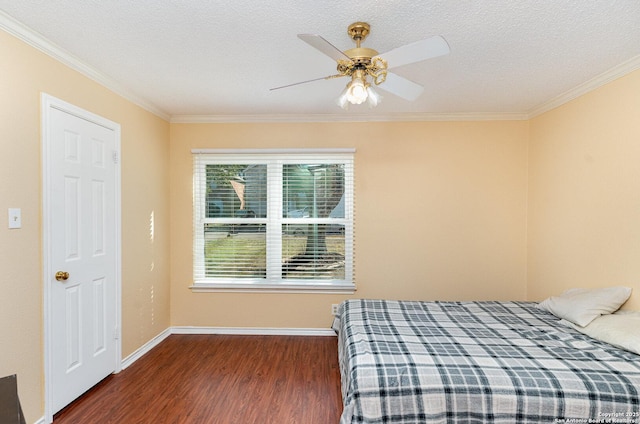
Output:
[334, 299, 640, 423]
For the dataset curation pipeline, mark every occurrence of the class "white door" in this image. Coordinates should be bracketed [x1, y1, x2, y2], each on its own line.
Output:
[42, 95, 121, 419]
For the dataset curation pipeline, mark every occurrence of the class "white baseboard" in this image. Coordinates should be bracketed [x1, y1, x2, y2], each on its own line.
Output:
[120, 326, 334, 370]
[120, 328, 172, 370]
[171, 326, 336, 336]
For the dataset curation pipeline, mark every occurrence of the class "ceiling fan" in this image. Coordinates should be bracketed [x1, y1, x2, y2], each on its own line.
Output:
[270, 22, 450, 109]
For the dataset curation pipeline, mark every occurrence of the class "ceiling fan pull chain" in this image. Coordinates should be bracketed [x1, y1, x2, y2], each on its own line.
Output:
[324, 74, 347, 81]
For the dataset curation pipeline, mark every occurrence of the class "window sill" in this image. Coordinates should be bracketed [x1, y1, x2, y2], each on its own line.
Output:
[189, 281, 355, 294]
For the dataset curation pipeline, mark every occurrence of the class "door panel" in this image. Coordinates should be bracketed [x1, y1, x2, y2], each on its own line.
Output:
[45, 102, 119, 416]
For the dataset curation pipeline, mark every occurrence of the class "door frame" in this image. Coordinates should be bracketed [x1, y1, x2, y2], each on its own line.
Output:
[41, 93, 122, 423]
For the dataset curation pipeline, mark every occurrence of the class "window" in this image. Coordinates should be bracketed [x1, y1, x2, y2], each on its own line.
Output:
[192, 149, 355, 293]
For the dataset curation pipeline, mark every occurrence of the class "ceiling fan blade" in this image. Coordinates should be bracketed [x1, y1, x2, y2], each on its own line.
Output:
[380, 35, 450, 69]
[270, 74, 346, 91]
[298, 34, 351, 62]
[377, 72, 424, 101]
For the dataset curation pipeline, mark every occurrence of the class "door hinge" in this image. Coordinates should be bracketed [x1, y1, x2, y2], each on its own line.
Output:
[113, 326, 120, 340]
[112, 150, 119, 164]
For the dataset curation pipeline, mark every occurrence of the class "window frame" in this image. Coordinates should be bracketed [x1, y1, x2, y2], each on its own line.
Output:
[191, 148, 355, 294]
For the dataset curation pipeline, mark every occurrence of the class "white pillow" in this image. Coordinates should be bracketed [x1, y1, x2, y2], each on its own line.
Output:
[564, 311, 640, 356]
[537, 286, 632, 327]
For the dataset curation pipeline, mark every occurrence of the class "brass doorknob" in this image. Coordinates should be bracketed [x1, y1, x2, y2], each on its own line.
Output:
[55, 271, 69, 281]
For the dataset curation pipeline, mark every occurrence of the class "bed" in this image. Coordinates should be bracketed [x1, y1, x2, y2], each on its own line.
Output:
[333, 299, 640, 423]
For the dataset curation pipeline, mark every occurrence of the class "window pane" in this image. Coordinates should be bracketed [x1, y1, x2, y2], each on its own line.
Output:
[282, 224, 345, 280]
[194, 152, 354, 290]
[283, 164, 345, 219]
[204, 223, 266, 278]
[206, 164, 267, 218]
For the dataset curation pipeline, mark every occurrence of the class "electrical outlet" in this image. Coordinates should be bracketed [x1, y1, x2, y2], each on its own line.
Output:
[332, 304, 339, 315]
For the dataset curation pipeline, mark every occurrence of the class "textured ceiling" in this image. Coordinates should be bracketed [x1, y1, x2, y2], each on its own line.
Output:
[1, 1, 640, 121]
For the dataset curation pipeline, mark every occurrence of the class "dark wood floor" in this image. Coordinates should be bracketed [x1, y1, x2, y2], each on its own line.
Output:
[54, 334, 343, 424]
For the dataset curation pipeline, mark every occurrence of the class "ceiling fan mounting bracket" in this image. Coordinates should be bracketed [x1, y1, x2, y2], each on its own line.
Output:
[347, 22, 370, 45]
[340, 23, 382, 77]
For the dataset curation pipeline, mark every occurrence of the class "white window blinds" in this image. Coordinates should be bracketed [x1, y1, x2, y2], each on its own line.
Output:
[192, 150, 355, 292]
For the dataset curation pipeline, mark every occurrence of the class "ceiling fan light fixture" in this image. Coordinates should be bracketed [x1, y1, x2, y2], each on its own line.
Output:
[337, 69, 382, 109]
[337, 87, 350, 109]
[366, 85, 382, 108]
[346, 76, 368, 105]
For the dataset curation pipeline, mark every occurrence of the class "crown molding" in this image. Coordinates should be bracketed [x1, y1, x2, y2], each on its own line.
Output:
[170, 111, 529, 124]
[528, 54, 640, 118]
[0, 10, 170, 121]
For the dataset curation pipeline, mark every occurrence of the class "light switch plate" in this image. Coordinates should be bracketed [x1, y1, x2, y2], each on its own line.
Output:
[8, 208, 21, 229]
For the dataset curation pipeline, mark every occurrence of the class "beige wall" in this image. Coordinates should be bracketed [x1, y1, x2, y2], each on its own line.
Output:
[0, 30, 171, 422]
[169, 121, 530, 328]
[528, 69, 640, 310]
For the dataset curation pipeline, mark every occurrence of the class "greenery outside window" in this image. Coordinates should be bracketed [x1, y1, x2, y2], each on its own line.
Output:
[192, 149, 355, 293]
